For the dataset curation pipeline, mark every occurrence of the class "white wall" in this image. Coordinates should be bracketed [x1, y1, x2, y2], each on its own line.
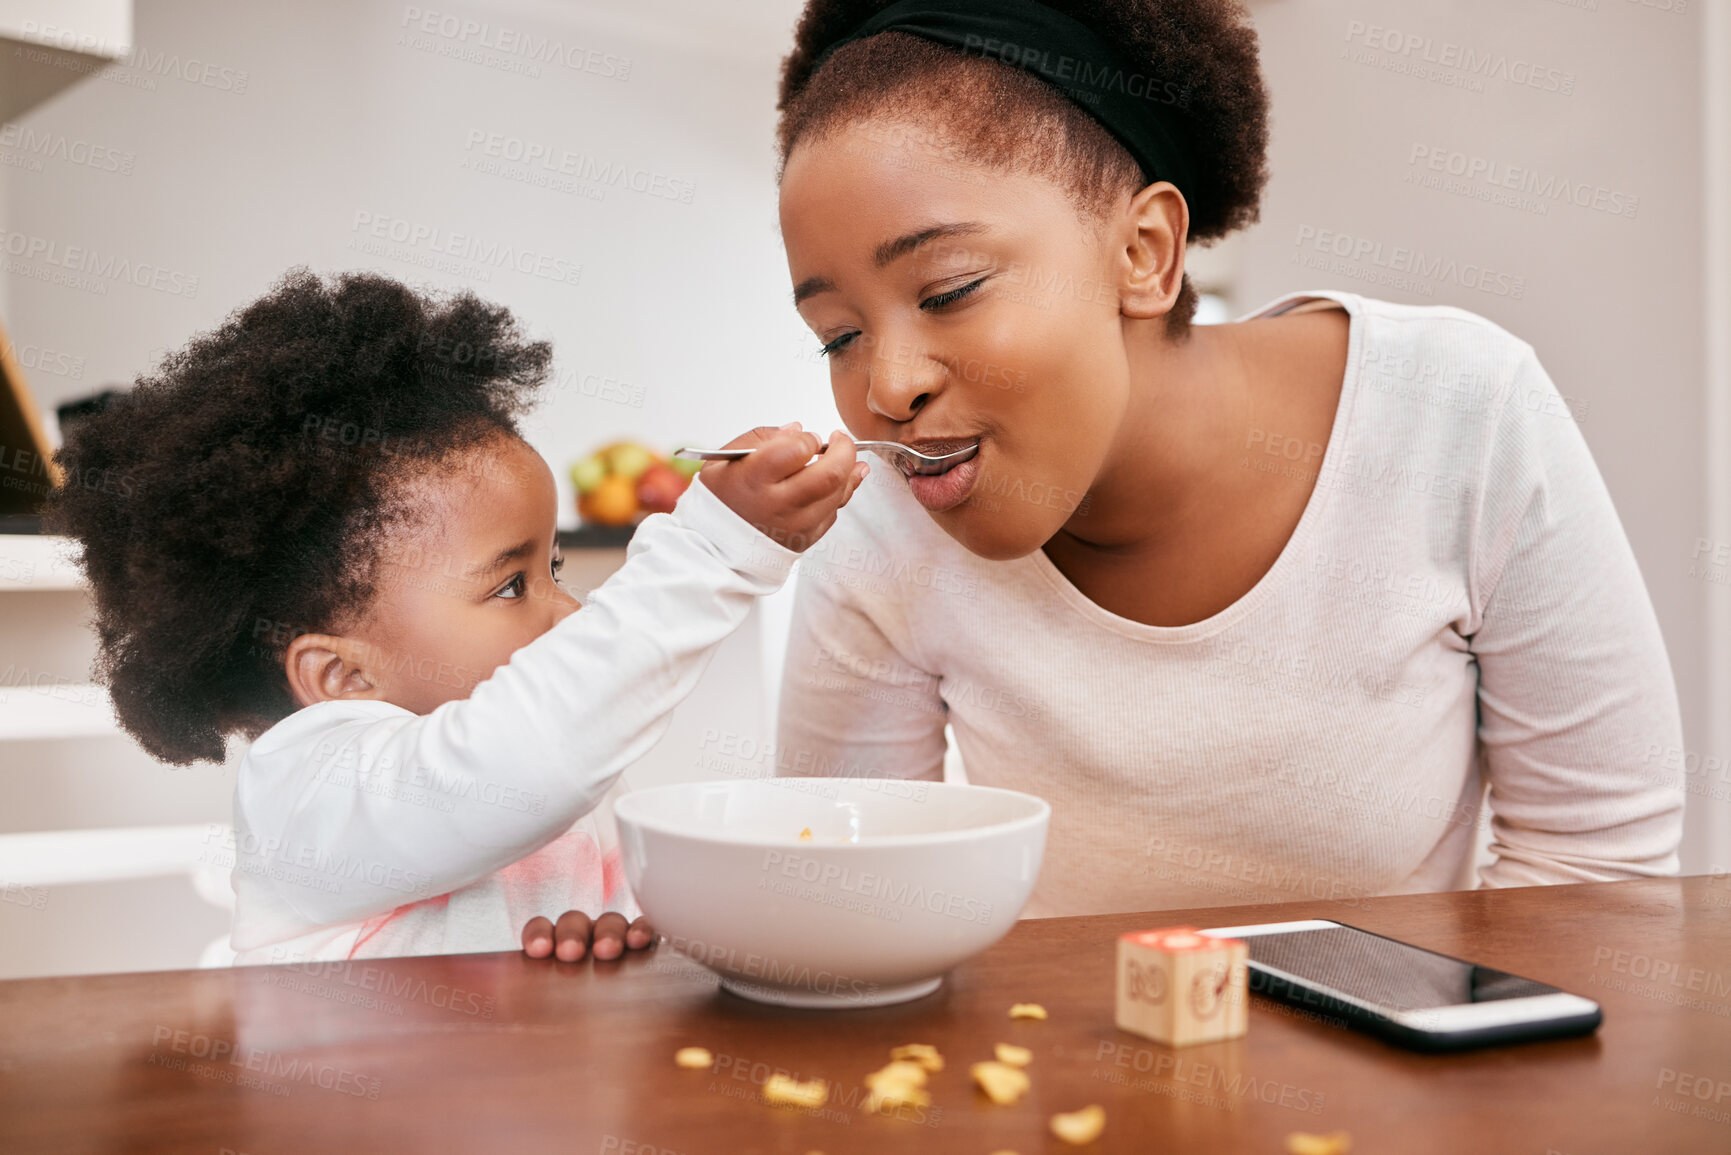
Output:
[1705, 0, 1731, 875]
[1, 0, 836, 518]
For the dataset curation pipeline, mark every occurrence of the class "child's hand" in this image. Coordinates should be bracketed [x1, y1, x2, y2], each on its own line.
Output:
[698, 422, 870, 553]
[521, 911, 656, 962]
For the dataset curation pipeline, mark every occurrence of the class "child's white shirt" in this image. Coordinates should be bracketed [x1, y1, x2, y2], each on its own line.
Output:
[226, 472, 798, 964]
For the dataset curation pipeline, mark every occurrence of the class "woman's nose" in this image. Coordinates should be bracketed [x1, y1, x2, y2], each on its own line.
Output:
[865, 333, 945, 422]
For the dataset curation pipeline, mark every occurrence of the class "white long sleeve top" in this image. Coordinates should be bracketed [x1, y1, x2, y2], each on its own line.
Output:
[227, 471, 799, 963]
[776, 289, 1686, 918]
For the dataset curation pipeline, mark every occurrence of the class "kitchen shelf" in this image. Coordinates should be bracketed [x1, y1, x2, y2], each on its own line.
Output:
[0, 525, 633, 586]
[0, 824, 221, 888]
[558, 523, 637, 549]
[0, 533, 84, 591]
[0, 680, 118, 741]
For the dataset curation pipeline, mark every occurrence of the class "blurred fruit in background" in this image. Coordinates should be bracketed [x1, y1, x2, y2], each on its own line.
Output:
[634, 462, 686, 515]
[570, 440, 701, 526]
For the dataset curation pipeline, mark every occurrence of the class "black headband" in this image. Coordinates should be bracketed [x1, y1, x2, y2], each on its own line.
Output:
[809, 0, 1199, 199]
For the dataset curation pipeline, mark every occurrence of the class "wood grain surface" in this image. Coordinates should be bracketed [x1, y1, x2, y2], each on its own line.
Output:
[1, 875, 1727, 1154]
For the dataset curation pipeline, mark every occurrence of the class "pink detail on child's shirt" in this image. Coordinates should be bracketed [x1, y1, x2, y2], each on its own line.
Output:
[349, 893, 451, 959]
[601, 844, 627, 909]
[341, 822, 624, 960]
[499, 826, 603, 892]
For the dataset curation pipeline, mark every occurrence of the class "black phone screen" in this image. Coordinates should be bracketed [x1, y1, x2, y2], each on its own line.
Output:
[1239, 924, 1562, 1014]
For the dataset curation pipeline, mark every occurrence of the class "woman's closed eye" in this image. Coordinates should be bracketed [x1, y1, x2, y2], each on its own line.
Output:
[818, 330, 856, 357]
[816, 276, 990, 357]
[920, 275, 987, 311]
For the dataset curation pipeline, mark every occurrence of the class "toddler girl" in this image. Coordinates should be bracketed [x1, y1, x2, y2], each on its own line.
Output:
[44, 269, 866, 965]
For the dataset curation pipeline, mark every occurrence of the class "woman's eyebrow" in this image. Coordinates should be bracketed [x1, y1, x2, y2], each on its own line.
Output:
[792, 275, 835, 305]
[792, 221, 989, 306]
[873, 221, 986, 267]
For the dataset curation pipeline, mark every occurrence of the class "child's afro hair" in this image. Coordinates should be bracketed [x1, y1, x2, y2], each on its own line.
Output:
[42, 268, 552, 765]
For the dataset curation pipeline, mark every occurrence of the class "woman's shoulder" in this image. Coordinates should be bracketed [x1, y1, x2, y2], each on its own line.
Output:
[1257, 290, 1570, 444]
[1313, 290, 1539, 386]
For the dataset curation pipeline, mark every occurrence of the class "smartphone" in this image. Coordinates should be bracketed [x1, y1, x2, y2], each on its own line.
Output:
[1198, 919, 1602, 1052]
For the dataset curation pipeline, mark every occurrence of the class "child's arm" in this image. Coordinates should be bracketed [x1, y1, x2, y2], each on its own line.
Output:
[234, 428, 864, 935]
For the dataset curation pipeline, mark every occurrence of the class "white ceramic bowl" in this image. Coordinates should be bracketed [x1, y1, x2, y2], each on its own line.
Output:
[614, 778, 1050, 1008]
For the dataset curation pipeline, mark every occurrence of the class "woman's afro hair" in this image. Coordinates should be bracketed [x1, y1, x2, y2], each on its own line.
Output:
[776, 0, 1270, 333]
[41, 268, 551, 765]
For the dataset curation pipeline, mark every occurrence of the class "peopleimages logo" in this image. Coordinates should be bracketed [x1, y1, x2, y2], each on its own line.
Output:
[399, 6, 631, 79]
[0, 228, 199, 297]
[1342, 21, 1576, 95]
[959, 35, 1192, 107]
[0, 124, 133, 174]
[760, 849, 997, 925]
[461, 130, 694, 204]
[663, 933, 878, 1002]
[1406, 143, 1639, 219]
[150, 1027, 382, 1098]
[1291, 225, 1525, 300]
[348, 211, 582, 286]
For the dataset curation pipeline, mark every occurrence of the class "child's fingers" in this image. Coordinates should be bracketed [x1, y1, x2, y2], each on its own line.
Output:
[590, 911, 631, 961]
[700, 424, 817, 486]
[778, 431, 859, 507]
[626, 916, 656, 950]
[841, 460, 871, 502]
[720, 423, 821, 465]
[745, 430, 825, 482]
[522, 915, 556, 959]
[553, 910, 594, 962]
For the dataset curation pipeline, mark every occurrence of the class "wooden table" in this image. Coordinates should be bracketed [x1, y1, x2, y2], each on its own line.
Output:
[2, 876, 1727, 1154]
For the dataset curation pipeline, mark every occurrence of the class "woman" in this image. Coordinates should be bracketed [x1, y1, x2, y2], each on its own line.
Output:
[769, 0, 1684, 917]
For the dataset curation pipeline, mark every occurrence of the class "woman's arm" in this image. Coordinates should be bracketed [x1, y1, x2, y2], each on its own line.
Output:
[235, 474, 800, 928]
[774, 540, 949, 784]
[1469, 347, 1685, 885]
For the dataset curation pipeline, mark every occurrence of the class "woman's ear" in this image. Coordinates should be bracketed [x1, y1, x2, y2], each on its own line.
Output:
[284, 632, 381, 709]
[1115, 181, 1190, 321]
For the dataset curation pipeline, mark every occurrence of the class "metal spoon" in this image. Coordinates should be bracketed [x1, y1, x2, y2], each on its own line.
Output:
[674, 440, 980, 477]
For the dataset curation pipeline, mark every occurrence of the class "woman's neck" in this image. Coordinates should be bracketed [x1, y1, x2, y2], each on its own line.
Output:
[1050, 313, 1255, 557]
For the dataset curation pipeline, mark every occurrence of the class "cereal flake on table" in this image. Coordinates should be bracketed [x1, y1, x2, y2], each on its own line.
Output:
[1009, 1002, 1048, 1019]
[994, 1042, 1032, 1066]
[762, 1073, 827, 1108]
[1287, 1131, 1352, 1154]
[862, 1059, 931, 1113]
[971, 1059, 1031, 1105]
[1050, 1104, 1106, 1145]
[889, 1042, 944, 1071]
[673, 1046, 712, 1069]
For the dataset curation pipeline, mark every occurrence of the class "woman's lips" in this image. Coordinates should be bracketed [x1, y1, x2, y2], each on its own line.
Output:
[907, 445, 982, 512]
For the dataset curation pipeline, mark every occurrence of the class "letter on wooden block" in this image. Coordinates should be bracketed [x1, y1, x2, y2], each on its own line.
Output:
[1115, 925, 1248, 1047]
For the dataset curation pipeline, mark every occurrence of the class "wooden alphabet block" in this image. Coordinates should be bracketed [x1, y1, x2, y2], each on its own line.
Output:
[1115, 925, 1249, 1047]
